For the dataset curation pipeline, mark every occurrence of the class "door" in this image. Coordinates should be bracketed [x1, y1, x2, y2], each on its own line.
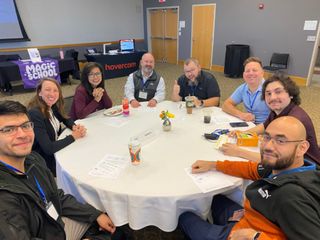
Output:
[150, 9, 165, 61]
[191, 4, 215, 69]
[164, 8, 178, 64]
[149, 8, 178, 64]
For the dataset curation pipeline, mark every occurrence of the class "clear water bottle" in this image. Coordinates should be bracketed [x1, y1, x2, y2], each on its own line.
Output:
[122, 98, 129, 116]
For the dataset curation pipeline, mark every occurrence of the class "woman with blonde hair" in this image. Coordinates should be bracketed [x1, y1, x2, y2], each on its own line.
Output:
[28, 78, 86, 176]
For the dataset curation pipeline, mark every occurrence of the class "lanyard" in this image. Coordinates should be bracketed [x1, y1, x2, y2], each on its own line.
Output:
[0, 160, 25, 174]
[140, 78, 149, 91]
[247, 90, 260, 110]
[0, 160, 47, 205]
[34, 176, 48, 205]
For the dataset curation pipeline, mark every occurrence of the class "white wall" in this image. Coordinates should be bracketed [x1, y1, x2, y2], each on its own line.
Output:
[0, 0, 144, 48]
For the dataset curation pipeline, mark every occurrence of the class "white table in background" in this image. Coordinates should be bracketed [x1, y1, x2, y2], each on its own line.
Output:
[56, 101, 255, 232]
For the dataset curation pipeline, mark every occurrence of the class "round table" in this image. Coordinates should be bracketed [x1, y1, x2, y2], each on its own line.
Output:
[56, 101, 254, 231]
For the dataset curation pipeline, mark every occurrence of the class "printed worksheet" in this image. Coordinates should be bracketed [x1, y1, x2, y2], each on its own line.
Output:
[185, 167, 237, 193]
[89, 154, 129, 179]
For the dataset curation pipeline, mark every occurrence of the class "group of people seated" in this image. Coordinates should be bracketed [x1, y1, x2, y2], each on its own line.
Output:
[0, 51, 319, 239]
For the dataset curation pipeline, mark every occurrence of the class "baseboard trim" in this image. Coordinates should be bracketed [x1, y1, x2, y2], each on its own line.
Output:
[211, 65, 224, 72]
[264, 72, 307, 86]
[178, 60, 184, 65]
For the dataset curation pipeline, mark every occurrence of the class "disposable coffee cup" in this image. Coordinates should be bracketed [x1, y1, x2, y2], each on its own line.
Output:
[202, 108, 212, 124]
[128, 139, 141, 165]
[185, 96, 194, 114]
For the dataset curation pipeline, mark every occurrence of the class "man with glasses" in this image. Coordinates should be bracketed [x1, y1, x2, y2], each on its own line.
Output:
[220, 75, 320, 165]
[179, 116, 320, 240]
[0, 101, 124, 239]
[124, 52, 165, 108]
[171, 58, 220, 107]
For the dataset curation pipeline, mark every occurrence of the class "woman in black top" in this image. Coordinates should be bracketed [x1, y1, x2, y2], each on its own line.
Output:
[28, 78, 86, 175]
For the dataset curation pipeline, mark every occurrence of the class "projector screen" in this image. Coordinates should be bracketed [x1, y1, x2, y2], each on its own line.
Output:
[0, 0, 30, 42]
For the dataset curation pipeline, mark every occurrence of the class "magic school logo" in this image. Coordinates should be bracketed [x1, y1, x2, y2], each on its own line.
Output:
[105, 62, 137, 71]
[15, 58, 61, 88]
[25, 61, 59, 80]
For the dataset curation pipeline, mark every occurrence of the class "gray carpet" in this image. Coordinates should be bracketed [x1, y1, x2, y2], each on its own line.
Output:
[1, 63, 319, 239]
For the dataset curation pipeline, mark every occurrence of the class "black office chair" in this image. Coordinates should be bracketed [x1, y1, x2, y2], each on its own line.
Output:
[65, 49, 80, 79]
[263, 53, 289, 72]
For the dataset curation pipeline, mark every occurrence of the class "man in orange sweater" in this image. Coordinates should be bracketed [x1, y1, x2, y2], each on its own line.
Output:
[179, 116, 320, 240]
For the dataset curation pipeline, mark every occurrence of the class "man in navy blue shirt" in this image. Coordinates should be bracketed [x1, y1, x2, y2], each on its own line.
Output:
[172, 58, 220, 107]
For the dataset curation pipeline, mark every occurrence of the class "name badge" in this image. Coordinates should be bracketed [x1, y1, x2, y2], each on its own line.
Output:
[46, 202, 59, 220]
[138, 91, 148, 99]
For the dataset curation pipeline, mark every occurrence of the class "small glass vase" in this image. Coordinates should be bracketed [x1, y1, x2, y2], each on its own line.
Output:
[162, 118, 172, 131]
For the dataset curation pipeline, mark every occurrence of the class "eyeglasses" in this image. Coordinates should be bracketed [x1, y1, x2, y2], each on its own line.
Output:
[88, 72, 102, 78]
[0, 121, 34, 135]
[260, 133, 303, 146]
[265, 88, 286, 97]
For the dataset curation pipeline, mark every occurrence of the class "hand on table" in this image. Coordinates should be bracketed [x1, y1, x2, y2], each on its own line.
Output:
[228, 130, 239, 138]
[93, 88, 104, 102]
[239, 112, 255, 122]
[147, 99, 157, 107]
[219, 143, 241, 157]
[96, 213, 116, 234]
[130, 99, 141, 108]
[191, 160, 216, 173]
[191, 96, 201, 107]
[229, 228, 259, 240]
[71, 124, 87, 140]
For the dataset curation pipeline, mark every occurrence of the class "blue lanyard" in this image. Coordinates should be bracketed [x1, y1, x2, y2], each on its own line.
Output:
[0, 160, 47, 205]
[34, 176, 48, 205]
[0, 160, 25, 174]
[140, 79, 149, 91]
[247, 90, 260, 110]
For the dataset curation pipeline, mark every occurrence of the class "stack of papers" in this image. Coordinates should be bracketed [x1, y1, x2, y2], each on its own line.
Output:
[89, 154, 129, 179]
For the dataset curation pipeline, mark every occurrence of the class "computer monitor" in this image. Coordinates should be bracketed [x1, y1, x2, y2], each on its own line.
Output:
[103, 43, 119, 54]
[119, 39, 135, 52]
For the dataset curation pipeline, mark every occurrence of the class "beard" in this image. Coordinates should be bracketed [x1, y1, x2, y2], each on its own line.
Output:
[261, 145, 297, 170]
[141, 65, 153, 75]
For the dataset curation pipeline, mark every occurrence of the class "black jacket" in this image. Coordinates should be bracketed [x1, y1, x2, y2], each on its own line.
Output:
[28, 106, 75, 175]
[0, 152, 101, 240]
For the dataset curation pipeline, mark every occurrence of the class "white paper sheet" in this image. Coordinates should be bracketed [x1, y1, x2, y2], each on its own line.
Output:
[102, 117, 129, 127]
[89, 154, 129, 179]
[185, 167, 236, 193]
[211, 116, 232, 124]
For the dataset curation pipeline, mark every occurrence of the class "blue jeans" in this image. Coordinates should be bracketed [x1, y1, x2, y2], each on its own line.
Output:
[178, 194, 243, 240]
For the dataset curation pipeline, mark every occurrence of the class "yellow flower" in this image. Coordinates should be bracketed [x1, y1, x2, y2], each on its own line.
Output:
[159, 110, 174, 120]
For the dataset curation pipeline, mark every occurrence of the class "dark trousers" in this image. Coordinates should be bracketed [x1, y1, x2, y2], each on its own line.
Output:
[178, 194, 243, 240]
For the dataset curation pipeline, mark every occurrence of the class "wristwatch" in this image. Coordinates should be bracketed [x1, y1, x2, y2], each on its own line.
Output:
[253, 232, 261, 240]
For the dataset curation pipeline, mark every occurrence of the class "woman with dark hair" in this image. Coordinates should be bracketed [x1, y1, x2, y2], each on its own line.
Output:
[220, 75, 320, 165]
[70, 62, 112, 120]
[28, 78, 86, 175]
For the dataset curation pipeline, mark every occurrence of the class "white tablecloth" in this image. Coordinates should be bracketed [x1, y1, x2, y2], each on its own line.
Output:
[56, 101, 255, 231]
